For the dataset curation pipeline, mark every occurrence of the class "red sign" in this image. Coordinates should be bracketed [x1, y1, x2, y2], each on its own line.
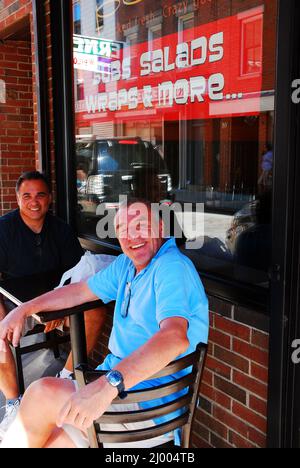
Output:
[76, 8, 263, 125]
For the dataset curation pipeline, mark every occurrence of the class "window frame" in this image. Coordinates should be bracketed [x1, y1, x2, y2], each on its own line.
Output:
[53, 0, 281, 313]
[240, 12, 264, 77]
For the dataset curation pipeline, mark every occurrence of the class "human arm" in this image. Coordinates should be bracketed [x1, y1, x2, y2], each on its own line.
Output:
[57, 317, 189, 431]
[0, 281, 98, 349]
[0, 294, 7, 321]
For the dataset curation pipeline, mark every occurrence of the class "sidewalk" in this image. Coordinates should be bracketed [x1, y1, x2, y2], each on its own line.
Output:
[0, 333, 67, 420]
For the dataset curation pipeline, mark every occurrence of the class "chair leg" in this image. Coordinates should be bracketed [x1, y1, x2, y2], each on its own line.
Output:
[47, 331, 61, 359]
[14, 346, 25, 396]
[180, 425, 191, 448]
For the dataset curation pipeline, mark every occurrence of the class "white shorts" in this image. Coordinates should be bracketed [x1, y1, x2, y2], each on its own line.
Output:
[63, 383, 174, 449]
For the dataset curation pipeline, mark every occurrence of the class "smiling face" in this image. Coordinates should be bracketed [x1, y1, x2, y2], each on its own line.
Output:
[16, 179, 52, 227]
[115, 202, 164, 274]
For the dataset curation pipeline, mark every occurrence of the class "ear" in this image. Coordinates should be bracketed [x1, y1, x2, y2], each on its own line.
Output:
[16, 192, 21, 207]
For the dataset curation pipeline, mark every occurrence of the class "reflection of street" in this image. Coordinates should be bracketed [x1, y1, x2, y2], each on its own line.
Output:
[204, 212, 232, 244]
[174, 211, 232, 243]
[175, 210, 232, 250]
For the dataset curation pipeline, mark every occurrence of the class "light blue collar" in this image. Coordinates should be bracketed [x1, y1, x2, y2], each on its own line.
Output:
[128, 237, 176, 278]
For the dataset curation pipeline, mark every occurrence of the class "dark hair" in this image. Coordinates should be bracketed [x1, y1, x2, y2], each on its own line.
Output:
[266, 142, 273, 152]
[16, 171, 51, 193]
[77, 164, 88, 173]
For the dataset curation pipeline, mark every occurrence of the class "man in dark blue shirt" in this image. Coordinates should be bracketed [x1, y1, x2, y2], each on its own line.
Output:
[0, 171, 107, 439]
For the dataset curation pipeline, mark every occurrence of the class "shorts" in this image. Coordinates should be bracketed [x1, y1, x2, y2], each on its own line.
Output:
[63, 383, 174, 449]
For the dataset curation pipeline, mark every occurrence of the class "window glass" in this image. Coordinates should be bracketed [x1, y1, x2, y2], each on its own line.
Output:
[73, 1, 81, 34]
[72, 0, 277, 288]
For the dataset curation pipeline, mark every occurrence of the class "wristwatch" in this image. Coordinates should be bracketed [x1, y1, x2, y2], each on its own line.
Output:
[105, 370, 128, 399]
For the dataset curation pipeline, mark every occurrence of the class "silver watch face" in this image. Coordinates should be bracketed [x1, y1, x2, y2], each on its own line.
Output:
[106, 370, 122, 387]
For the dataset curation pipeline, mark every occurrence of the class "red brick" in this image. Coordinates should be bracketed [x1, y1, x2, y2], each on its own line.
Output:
[215, 316, 251, 342]
[1, 61, 18, 70]
[213, 406, 250, 438]
[214, 345, 250, 373]
[192, 419, 210, 442]
[18, 62, 33, 71]
[205, 355, 231, 379]
[232, 402, 267, 434]
[233, 370, 268, 400]
[210, 433, 232, 448]
[249, 395, 268, 417]
[191, 433, 212, 449]
[195, 409, 228, 439]
[214, 375, 247, 404]
[200, 382, 232, 410]
[251, 330, 269, 350]
[209, 329, 231, 349]
[247, 427, 267, 447]
[202, 368, 213, 386]
[232, 339, 269, 367]
[229, 431, 256, 448]
[250, 362, 269, 383]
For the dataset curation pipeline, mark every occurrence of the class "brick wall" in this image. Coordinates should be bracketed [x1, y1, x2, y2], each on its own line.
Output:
[0, 0, 31, 25]
[193, 306, 269, 448]
[0, 0, 56, 214]
[0, 40, 35, 214]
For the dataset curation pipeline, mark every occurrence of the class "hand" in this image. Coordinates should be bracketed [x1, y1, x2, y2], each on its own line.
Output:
[0, 305, 27, 351]
[44, 319, 65, 334]
[56, 377, 118, 432]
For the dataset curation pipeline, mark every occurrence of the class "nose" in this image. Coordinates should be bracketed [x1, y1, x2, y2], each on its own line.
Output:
[29, 198, 41, 207]
[127, 222, 149, 240]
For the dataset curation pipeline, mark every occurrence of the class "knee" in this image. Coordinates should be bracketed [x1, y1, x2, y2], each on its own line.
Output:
[26, 377, 60, 401]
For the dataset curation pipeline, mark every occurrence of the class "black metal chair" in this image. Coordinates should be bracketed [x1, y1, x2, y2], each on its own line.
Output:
[13, 325, 70, 395]
[75, 342, 207, 449]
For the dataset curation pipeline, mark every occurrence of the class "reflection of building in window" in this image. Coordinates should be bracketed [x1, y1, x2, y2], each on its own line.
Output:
[96, 0, 104, 31]
[178, 13, 194, 42]
[241, 13, 263, 75]
[0, 79, 5, 104]
[73, 1, 81, 34]
[124, 30, 138, 61]
[76, 78, 85, 101]
[148, 23, 162, 49]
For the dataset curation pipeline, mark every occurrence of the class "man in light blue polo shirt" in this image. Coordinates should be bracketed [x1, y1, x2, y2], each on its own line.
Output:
[0, 199, 209, 448]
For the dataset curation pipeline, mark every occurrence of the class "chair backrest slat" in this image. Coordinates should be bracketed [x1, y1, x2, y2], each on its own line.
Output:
[110, 372, 195, 404]
[97, 392, 192, 424]
[75, 342, 207, 448]
[97, 414, 189, 444]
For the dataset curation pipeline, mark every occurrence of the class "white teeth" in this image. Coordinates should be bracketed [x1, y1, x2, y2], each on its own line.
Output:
[131, 243, 145, 250]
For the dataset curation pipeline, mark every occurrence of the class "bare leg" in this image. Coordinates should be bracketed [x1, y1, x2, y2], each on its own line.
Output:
[1, 377, 76, 448]
[0, 341, 19, 400]
[44, 428, 77, 449]
[64, 306, 107, 372]
[0, 303, 19, 400]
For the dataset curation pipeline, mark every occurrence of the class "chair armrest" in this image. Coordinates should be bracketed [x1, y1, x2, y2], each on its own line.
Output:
[34, 300, 104, 324]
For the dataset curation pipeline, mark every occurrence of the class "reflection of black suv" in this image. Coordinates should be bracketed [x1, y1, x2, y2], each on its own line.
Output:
[76, 137, 172, 233]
